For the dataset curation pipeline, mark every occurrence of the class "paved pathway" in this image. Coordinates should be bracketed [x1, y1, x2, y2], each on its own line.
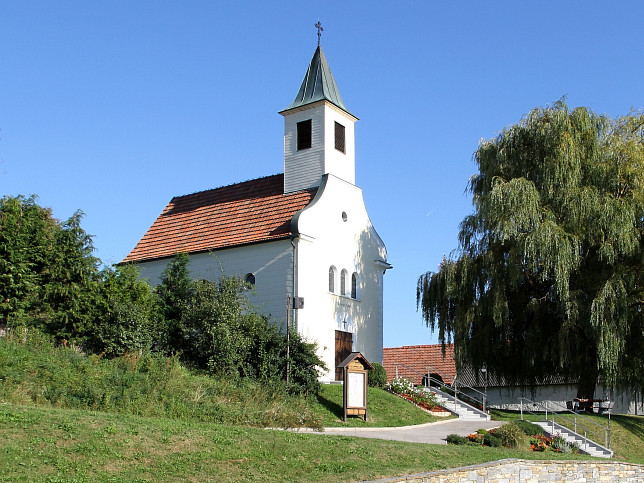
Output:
[291, 418, 503, 445]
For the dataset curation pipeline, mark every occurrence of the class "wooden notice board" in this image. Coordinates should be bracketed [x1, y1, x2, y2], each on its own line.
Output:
[337, 352, 373, 421]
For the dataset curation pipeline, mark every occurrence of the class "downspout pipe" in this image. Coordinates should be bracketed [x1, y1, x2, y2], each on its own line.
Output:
[290, 235, 297, 333]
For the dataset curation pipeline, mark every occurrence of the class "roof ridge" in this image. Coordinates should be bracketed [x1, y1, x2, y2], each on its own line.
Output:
[384, 344, 454, 350]
[170, 173, 283, 201]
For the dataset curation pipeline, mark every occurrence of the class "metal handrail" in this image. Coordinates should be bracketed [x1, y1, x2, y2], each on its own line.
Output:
[423, 364, 489, 402]
[453, 376, 487, 398]
[519, 396, 611, 451]
[393, 362, 488, 413]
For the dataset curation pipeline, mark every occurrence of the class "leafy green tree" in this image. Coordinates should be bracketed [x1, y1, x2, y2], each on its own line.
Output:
[0, 198, 325, 393]
[180, 276, 264, 376]
[177, 274, 324, 392]
[417, 102, 644, 397]
[90, 264, 161, 356]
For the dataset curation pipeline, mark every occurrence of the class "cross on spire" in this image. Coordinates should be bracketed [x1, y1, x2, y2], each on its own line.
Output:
[315, 21, 323, 46]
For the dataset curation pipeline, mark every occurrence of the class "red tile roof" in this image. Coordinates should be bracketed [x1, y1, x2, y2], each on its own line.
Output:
[382, 344, 456, 385]
[122, 174, 317, 263]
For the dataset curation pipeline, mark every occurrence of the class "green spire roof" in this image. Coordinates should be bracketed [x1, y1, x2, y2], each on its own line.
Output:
[283, 46, 351, 114]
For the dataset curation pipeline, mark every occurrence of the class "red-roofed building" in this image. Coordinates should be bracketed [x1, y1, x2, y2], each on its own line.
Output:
[122, 44, 391, 381]
[384, 345, 644, 415]
[122, 174, 316, 264]
[383, 344, 456, 385]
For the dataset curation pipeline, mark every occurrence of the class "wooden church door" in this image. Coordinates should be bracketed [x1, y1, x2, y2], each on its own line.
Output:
[335, 330, 353, 380]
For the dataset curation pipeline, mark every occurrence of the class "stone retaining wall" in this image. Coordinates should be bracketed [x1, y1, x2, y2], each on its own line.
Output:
[371, 459, 644, 482]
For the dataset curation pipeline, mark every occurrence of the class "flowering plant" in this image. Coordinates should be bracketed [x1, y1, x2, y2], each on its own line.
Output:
[468, 433, 484, 444]
[387, 377, 415, 395]
[529, 434, 552, 452]
[386, 377, 440, 411]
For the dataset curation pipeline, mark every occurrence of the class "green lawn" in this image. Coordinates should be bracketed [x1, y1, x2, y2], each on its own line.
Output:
[313, 383, 451, 427]
[0, 404, 592, 483]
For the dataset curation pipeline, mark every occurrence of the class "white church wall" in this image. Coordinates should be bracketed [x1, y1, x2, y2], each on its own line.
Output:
[294, 174, 387, 380]
[135, 240, 293, 328]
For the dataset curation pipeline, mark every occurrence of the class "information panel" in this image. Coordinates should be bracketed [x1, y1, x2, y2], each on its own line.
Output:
[348, 372, 365, 407]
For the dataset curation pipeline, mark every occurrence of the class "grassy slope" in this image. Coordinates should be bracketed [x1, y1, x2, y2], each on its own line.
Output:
[0, 404, 591, 483]
[2, 335, 643, 481]
[314, 384, 449, 427]
[0, 332, 322, 429]
[0, 332, 439, 430]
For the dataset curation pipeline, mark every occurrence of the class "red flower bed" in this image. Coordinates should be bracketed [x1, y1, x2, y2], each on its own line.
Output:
[399, 393, 443, 412]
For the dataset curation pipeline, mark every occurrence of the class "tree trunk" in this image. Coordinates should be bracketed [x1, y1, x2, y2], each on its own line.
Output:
[576, 367, 598, 411]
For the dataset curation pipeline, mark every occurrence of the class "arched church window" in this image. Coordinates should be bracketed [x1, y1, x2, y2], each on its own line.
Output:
[340, 269, 348, 296]
[245, 273, 256, 287]
[351, 272, 358, 299]
[329, 266, 336, 293]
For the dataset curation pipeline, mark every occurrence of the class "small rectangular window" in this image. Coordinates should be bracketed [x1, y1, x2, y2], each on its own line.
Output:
[297, 119, 312, 150]
[335, 122, 345, 153]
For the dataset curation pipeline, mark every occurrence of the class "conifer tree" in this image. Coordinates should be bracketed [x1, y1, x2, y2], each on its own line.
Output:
[0, 196, 101, 339]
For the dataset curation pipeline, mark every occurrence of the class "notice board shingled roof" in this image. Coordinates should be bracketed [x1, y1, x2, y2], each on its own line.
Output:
[122, 174, 316, 263]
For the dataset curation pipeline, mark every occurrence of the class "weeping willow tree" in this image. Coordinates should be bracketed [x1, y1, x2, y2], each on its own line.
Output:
[417, 101, 644, 398]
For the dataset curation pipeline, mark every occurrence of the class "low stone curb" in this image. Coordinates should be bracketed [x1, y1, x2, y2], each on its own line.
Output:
[362, 459, 644, 483]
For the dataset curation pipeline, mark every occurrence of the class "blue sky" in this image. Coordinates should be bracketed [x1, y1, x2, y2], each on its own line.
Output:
[2, 1, 643, 348]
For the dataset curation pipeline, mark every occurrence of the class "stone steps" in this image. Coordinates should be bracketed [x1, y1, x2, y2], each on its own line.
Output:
[426, 388, 490, 421]
[534, 420, 613, 458]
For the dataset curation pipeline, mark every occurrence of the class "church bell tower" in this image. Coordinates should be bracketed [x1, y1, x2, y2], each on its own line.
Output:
[280, 37, 358, 194]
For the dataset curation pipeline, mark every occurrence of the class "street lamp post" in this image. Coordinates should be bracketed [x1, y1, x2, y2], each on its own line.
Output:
[480, 363, 488, 413]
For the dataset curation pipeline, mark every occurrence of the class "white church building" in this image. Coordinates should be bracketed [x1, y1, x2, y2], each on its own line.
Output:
[122, 44, 391, 382]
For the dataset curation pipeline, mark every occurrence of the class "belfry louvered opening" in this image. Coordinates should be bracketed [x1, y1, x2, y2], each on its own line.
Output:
[335, 121, 345, 153]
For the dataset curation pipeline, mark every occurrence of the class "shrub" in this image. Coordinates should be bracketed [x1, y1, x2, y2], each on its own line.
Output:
[90, 264, 162, 357]
[493, 422, 524, 448]
[484, 433, 503, 447]
[514, 419, 545, 436]
[177, 276, 325, 394]
[368, 362, 387, 388]
[446, 434, 469, 445]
